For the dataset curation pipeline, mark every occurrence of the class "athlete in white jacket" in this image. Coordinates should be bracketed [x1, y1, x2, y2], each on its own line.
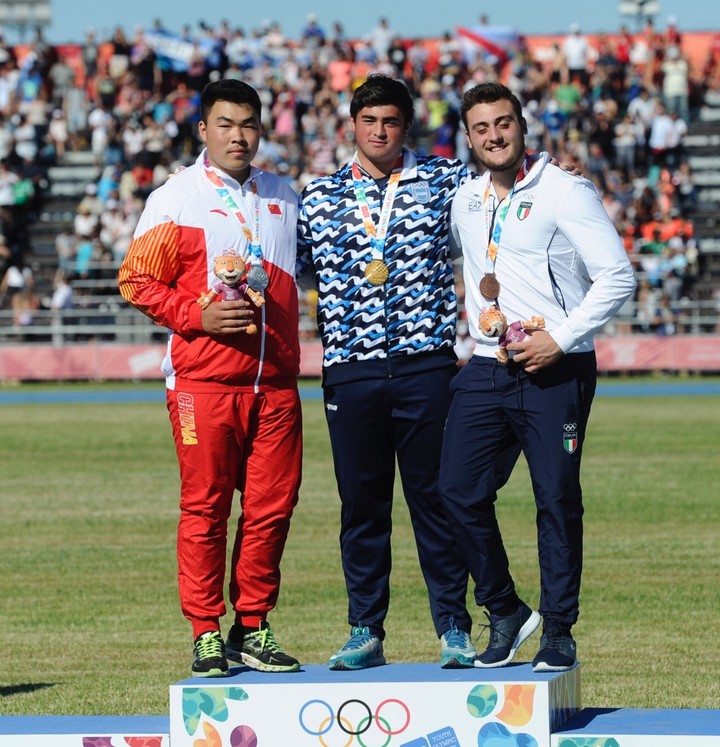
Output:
[439, 82, 636, 673]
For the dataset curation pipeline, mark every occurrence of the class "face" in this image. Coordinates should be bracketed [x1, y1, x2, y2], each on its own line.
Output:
[198, 100, 261, 182]
[350, 105, 408, 175]
[464, 99, 527, 175]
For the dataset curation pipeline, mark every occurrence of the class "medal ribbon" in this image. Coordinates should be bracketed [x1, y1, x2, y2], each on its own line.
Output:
[203, 156, 263, 262]
[351, 156, 403, 260]
[483, 155, 532, 267]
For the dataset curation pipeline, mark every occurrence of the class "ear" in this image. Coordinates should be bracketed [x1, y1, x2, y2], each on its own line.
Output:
[198, 120, 208, 144]
[520, 117, 528, 135]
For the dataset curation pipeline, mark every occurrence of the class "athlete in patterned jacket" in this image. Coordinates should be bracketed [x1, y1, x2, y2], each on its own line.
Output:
[119, 79, 302, 677]
[297, 74, 515, 670]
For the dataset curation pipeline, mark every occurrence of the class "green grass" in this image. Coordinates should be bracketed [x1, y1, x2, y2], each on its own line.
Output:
[1, 382, 719, 714]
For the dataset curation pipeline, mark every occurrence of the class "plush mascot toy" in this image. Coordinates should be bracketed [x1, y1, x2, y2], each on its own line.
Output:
[197, 250, 265, 334]
[478, 306, 546, 364]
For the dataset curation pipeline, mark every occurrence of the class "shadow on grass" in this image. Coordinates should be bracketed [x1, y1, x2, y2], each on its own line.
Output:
[0, 682, 56, 697]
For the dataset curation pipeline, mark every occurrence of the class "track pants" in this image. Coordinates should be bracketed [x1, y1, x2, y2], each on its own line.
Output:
[323, 366, 476, 639]
[167, 387, 302, 637]
[438, 353, 596, 627]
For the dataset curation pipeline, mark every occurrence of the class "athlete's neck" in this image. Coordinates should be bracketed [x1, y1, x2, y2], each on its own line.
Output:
[490, 154, 527, 200]
[355, 151, 403, 180]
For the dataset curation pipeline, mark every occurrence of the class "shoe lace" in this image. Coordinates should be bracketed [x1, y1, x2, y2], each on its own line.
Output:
[196, 631, 223, 659]
[248, 623, 282, 653]
[542, 618, 570, 648]
[481, 612, 514, 647]
[443, 617, 469, 649]
[342, 625, 374, 651]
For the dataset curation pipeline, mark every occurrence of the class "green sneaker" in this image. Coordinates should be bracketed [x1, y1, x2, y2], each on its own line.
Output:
[226, 621, 300, 672]
[192, 630, 229, 678]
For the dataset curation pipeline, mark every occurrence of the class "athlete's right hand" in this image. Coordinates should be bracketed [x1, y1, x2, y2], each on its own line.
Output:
[201, 300, 256, 335]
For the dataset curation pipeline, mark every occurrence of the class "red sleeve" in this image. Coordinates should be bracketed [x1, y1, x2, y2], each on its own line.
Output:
[118, 220, 205, 334]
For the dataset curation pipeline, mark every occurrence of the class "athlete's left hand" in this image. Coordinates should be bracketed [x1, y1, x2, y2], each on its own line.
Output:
[507, 330, 563, 373]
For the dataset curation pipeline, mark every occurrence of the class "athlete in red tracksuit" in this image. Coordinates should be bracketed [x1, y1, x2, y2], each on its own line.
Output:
[119, 80, 302, 677]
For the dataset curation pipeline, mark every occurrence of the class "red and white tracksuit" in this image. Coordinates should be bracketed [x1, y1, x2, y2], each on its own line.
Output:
[119, 152, 302, 636]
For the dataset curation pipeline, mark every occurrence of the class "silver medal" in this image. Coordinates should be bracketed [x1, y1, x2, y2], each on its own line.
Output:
[247, 265, 269, 291]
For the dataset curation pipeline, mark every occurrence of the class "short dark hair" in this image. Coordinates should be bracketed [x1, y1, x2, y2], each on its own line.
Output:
[460, 82, 524, 130]
[200, 79, 262, 123]
[350, 74, 414, 128]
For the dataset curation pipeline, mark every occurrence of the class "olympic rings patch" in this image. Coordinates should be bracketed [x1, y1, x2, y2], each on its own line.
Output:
[299, 698, 411, 745]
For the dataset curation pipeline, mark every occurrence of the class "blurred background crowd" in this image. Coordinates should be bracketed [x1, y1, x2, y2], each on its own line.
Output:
[0, 12, 719, 341]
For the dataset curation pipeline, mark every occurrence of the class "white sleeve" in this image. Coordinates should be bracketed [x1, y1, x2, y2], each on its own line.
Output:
[551, 180, 637, 353]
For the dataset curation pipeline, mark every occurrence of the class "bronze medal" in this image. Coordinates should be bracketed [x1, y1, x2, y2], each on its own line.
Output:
[365, 259, 389, 286]
[479, 273, 501, 300]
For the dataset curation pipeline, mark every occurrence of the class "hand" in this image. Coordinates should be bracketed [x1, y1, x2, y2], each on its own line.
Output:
[506, 329, 563, 374]
[549, 156, 582, 177]
[201, 300, 256, 335]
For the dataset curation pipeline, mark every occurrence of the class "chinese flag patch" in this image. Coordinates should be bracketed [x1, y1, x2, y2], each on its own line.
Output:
[268, 203, 282, 216]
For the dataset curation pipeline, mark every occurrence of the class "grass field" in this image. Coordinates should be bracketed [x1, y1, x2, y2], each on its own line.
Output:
[1, 379, 719, 716]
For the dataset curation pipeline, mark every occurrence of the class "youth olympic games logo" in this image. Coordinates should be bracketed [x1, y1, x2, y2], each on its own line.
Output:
[299, 698, 411, 746]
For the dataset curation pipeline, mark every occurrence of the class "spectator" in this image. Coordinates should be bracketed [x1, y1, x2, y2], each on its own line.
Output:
[662, 46, 690, 124]
[47, 109, 69, 161]
[562, 23, 590, 88]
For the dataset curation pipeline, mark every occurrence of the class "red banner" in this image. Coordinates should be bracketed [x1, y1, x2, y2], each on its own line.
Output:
[1, 337, 719, 381]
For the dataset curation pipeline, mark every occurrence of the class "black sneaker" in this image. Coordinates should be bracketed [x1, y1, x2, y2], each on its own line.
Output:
[474, 602, 541, 668]
[226, 621, 300, 672]
[532, 618, 577, 672]
[192, 630, 229, 678]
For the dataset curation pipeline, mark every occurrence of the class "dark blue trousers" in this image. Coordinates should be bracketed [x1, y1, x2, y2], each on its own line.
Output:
[323, 366, 473, 639]
[438, 353, 596, 627]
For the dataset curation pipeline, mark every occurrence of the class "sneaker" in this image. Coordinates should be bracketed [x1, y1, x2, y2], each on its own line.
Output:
[439, 618, 477, 669]
[192, 630, 229, 678]
[328, 625, 386, 671]
[532, 618, 577, 672]
[474, 602, 541, 668]
[226, 621, 300, 672]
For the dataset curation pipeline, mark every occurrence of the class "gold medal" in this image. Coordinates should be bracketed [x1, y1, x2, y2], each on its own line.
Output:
[365, 259, 389, 286]
[479, 273, 501, 300]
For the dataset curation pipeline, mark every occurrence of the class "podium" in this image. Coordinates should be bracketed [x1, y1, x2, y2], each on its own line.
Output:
[3, 666, 720, 745]
[552, 707, 720, 746]
[0, 715, 169, 746]
[169, 662, 580, 747]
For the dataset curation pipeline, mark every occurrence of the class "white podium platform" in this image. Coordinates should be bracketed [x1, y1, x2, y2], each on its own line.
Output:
[552, 706, 720, 746]
[169, 662, 581, 747]
[0, 715, 169, 746]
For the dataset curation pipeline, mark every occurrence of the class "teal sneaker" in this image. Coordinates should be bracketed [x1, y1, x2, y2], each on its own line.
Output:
[440, 618, 477, 668]
[192, 630, 229, 678]
[328, 625, 386, 671]
[226, 621, 300, 673]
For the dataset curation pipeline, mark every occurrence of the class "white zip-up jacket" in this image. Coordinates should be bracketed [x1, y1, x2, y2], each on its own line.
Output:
[451, 152, 636, 358]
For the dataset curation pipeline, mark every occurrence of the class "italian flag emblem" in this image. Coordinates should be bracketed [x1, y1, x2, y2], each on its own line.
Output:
[517, 201, 532, 221]
[563, 433, 578, 454]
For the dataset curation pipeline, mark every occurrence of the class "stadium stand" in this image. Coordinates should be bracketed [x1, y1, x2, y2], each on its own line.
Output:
[0, 16, 719, 349]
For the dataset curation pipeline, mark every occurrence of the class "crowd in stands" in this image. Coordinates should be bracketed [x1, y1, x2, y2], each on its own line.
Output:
[0, 13, 719, 339]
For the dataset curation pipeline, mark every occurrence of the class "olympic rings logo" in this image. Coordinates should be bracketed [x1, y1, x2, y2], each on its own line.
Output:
[299, 698, 411, 746]
[563, 423, 577, 432]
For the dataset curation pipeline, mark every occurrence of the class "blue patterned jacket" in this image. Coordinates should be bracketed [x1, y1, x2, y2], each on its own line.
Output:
[297, 149, 471, 385]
